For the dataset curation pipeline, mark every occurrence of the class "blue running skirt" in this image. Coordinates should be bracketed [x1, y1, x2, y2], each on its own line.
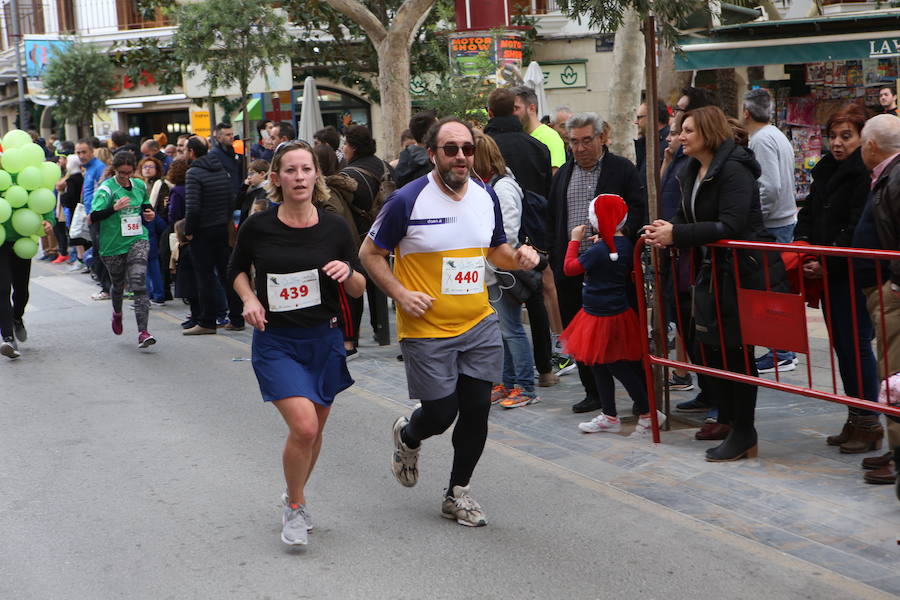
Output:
[251, 321, 354, 405]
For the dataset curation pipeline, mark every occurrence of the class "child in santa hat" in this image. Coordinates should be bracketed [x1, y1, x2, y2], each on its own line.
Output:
[559, 193, 664, 436]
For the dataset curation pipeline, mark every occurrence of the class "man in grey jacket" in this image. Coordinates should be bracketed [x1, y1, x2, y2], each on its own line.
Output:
[743, 88, 798, 373]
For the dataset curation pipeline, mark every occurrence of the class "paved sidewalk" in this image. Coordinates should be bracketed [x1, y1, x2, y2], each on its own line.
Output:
[342, 304, 900, 596]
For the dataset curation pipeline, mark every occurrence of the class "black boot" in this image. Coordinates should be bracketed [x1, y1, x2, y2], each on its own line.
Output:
[705, 426, 758, 461]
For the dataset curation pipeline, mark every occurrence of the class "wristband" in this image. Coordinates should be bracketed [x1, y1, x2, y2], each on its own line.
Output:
[343, 260, 354, 279]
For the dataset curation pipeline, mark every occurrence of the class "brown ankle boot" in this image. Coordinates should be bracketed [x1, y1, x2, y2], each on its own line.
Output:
[827, 418, 855, 446]
[839, 415, 884, 454]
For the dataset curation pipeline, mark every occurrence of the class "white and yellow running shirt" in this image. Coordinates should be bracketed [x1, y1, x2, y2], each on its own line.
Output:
[368, 172, 507, 339]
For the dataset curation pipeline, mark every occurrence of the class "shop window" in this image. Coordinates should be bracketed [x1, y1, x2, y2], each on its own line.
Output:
[56, 0, 75, 34]
[116, 0, 170, 30]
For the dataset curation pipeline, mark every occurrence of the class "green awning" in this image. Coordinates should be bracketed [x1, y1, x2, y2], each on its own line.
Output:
[232, 97, 262, 121]
[676, 34, 900, 71]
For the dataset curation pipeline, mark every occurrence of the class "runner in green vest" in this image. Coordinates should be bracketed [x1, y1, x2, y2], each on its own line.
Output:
[90, 151, 157, 349]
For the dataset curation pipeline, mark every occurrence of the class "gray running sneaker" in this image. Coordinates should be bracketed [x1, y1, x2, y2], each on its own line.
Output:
[391, 416, 419, 487]
[1, 337, 20, 359]
[281, 504, 309, 545]
[13, 319, 26, 343]
[281, 492, 313, 531]
[441, 485, 487, 527]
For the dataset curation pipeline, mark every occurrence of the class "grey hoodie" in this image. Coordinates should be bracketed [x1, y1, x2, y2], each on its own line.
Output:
[748, 124, 797, 229]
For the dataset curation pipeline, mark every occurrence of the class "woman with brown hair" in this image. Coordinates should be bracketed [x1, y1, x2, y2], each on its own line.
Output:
[644, 105, 770, 461]
[228, 141, 365, 546]
[795, 103, 882, 455]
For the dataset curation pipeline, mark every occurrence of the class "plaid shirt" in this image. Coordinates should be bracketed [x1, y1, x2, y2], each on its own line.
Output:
[566, 159, 602, 254]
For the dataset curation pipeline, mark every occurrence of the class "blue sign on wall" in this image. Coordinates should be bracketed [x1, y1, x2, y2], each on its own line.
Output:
[24, 39, 71, 79]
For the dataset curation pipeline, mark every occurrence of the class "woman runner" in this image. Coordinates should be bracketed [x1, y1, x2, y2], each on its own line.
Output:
[228, 141, 365, 546]
[89, 151, 157, 348]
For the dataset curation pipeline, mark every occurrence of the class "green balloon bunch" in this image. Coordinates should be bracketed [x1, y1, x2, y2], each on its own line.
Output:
[0, 129, 63, 259]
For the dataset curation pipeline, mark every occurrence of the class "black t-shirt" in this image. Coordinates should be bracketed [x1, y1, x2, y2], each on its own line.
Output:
[227, 205, 362, 329]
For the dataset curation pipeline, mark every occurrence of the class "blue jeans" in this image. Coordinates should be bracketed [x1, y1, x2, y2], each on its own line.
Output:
[146, 256, 165, 302]
[760, 222, 796, 363]
[489, 284, 535, 392]
[822, 277, 879, 416]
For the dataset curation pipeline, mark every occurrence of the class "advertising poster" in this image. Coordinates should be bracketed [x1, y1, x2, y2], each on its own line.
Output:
[449, 31, 524, 85]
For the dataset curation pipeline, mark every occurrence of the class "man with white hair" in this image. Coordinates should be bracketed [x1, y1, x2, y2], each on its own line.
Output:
[743, 87, 799, 373]
[548, 112, 644, 413]
[856, 114, 900, 497]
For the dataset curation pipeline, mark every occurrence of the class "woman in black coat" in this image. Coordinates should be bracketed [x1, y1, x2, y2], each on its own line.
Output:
[644, 105, 768, 461]
[794, 104, 881, 453]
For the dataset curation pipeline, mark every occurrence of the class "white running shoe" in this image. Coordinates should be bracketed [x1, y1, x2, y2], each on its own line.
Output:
[578, 413, 621, 433]
[281, 492, 313, 531]
[631, 411, 668, 437]
[391, 416, 419, 487]
[441, 485, 487, 527]
[281, 504, 309, 545]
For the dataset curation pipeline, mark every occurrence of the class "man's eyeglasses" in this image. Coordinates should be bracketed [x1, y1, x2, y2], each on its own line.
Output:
[568, 135, 598, 148]
[436, 143, 475, 157]
[116, 170, 134, 177]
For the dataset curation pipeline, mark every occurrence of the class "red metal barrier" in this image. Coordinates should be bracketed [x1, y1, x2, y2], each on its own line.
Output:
[633, 237, 900, 444]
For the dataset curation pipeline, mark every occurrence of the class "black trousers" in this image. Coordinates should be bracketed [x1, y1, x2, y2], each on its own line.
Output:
[0, 242, 31, 339]
[524, 286, 552, 374]
[555, 273, 599, 401]
[404, 374, 492, 491]
[191, 225, 243, 329]
[699, 343, 758, 430]
[89, 222, 111, 293]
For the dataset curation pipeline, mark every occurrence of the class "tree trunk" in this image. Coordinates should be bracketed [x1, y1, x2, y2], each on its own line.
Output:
[716, 68, 738, 118]
[657, 42, 678, 107]
[377, 34, 412, 161]
[607, 8, 643, 160]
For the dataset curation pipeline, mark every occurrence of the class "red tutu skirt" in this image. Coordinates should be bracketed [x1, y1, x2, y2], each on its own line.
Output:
[560, 308, 643, 365]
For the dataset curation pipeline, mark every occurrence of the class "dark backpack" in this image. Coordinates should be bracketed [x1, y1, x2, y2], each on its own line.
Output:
[490, 174, 550, 252]
[342, 161, 396, 226]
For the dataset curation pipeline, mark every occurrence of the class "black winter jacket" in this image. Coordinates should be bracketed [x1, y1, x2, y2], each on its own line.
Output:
[794, 148, 870, 279]
[869, 152, 900, 287]
[672, 139, 765, 249]
[210, 145, 242, 200]
[547, 150, 645, 278]
[184, 153, 233, 236]
[394, 145, 432, 188]
[484, 115, 551, 199]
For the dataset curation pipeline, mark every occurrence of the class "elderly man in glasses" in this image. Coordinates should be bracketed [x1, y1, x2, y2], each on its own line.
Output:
[360, 116, 539, 528]
[547, 112, 645, 414]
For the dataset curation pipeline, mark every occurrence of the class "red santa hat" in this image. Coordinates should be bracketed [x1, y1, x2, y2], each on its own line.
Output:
[588, 194, 628, 261]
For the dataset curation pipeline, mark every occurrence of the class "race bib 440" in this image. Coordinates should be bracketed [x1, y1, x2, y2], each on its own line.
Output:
[441, 256, 484, 295]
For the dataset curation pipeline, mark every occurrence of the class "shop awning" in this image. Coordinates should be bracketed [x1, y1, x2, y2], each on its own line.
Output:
[676, 10, 900, 71]
[677, 32, 900, 71]
[233, 97, 262, 122]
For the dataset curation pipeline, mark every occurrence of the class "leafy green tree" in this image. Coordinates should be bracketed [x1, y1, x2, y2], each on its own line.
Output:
[309, 0, 438, 158]
[43, 42, 117, 131]
[556, 1, 704, 49]
[172, 0, 292, 155]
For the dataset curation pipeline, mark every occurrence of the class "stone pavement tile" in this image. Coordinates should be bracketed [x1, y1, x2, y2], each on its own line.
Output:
[867, 576, 900, 597]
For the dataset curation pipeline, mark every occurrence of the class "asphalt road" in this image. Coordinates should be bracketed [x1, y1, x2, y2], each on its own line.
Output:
[0, 264, 891, 600]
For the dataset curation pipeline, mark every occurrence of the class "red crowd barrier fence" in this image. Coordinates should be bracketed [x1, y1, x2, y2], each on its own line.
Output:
[633, 237, 900, 444]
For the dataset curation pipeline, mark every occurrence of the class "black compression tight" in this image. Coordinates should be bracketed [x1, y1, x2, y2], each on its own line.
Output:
[402, 374, 492, 493]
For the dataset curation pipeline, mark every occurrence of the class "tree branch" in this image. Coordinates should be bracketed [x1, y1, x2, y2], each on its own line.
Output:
[323, 0, 387, 45]
[394, 0, 436, 45]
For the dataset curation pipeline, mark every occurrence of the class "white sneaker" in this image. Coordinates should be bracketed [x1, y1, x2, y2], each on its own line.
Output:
[631, 411, 668, 437]
[441, 485, 487, 527]
[281, 504, 309, 545]
[281, 492, 313, 531]
[578, 413, 621, 433]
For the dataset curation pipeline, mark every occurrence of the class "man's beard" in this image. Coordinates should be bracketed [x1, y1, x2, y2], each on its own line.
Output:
[438, 164, 468, 192]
